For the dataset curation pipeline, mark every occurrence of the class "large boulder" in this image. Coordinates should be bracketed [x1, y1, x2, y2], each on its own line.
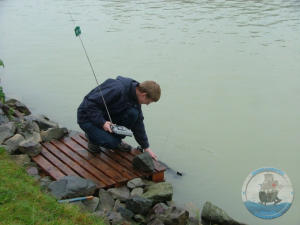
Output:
[108, 186, 130, 202]
[132, 152, 155, 172]
[201, 201, 247, 225]
[19, 139, 42, 157]
[142, 182, 173, 204]
[0, 122, 16, 144]
[48, 176, 97, 200]
[5, 98, 31, 116]
[24, 114, 59, 131]
[3, 133, 25, 154]
[126, 195, 153, 215]
[40, 127, 68, 142]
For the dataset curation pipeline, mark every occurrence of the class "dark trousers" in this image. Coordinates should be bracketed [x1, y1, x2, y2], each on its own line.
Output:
[78, 107, 138, 149]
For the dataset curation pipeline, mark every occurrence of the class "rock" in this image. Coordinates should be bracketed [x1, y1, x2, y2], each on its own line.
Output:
[126, 196, 153, 215]
[19, 139, 42, 157]
[131, 187, 144, 197]
[152, 203, 169, 215]
[98, 189, 115, 212]
[159, 206, 189, 225]
[5, 98, 31, 115]
[24, 114, 59, 131]
[16, 119, 40, 135]
[9, 154, 30, 167]
[183, 202, 200, 218]
[142, 182, 173, 204]
[143, 179, 156, 187]
[106, 211, 124, 225]
[132, 152, 155, 172]
[40, 127, 68, 142]
[39, 176, 52, 190]
[201, 201, 247, 225]
[0, 122, 16, 144]
[127, 177, 145, 189]
[188, 217, 201, 225]
[108, 186, 130, 202]
[113, 199, 125, 211]
[81, 197, 100, 213]
[116, 206, 134, 220]
[147, 218, 164, 225]
[26, 166, 39, 176]
[3, 134, 25, 154]
[48, 176, 97, 200]
[32, 174, 41, 181]
[134, 214, 146, 223]
[0, 108, 9, 125]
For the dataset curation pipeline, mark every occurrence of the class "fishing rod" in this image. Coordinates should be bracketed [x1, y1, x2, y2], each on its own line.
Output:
[69, 12, 132, 137]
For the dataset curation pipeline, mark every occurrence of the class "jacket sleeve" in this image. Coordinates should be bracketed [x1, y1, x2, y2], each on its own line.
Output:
[132, 111, 150, 149]
[83, 81, 122, 127]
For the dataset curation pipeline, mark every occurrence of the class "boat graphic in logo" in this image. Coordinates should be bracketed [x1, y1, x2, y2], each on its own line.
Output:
[242, 167, 294, 219]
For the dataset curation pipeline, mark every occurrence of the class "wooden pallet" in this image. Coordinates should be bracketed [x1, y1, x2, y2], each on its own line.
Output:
[32, 133, 166, 188]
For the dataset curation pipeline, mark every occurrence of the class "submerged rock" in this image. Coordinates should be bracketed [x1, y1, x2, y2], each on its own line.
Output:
[201, 201, 247, 225]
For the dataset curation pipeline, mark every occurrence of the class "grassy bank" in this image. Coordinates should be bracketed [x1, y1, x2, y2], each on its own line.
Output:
[0, 147, 106, 225]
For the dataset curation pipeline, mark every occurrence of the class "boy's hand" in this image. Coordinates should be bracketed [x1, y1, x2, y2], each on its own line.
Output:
[103, 121, 113, 133]
[145, 148, 158, 161]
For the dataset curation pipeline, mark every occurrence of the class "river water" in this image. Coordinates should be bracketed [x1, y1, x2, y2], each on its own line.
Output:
[1, 0, 300, 224]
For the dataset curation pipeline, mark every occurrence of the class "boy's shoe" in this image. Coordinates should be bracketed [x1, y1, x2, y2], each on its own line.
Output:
[85, 134, 100, 153]
[116, 142, 132, 152]
[88, 141, 100, 153]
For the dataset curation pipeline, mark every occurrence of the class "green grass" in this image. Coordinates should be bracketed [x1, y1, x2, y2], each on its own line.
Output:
[0, 147, 107, 225]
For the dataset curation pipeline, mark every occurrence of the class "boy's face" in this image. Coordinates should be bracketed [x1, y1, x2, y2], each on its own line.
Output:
[137, 92, 153, 105]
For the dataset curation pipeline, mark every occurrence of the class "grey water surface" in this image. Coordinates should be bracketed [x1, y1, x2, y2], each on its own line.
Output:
[1, 0, 300, 224]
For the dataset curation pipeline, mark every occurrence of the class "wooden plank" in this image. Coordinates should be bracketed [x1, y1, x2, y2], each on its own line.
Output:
[152, 171, 165, 182]
[42, 142, 105, 188]
[32, 154, 65, 180]
[40, 146, 78, 177]
[62, 136, 127, 183]
[79, 134, 148, 177]
[51, 140, 116, 186]
[71, 135, 138, 180]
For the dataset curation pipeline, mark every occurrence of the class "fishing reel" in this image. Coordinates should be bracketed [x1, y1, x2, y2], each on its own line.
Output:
[111, 124, 133, 137]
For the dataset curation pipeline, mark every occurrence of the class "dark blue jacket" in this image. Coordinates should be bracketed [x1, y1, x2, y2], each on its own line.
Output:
[77, 76, 149, 149]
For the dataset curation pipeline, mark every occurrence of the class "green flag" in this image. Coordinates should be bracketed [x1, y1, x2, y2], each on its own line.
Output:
[74, 26, 81, 37]
[0, 59, 4, 68]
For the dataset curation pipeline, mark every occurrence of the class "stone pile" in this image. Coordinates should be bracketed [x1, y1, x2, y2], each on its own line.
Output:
[49, 176, 195, 225]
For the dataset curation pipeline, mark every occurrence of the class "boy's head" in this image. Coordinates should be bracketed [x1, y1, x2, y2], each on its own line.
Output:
[136, 81, 161, 105]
